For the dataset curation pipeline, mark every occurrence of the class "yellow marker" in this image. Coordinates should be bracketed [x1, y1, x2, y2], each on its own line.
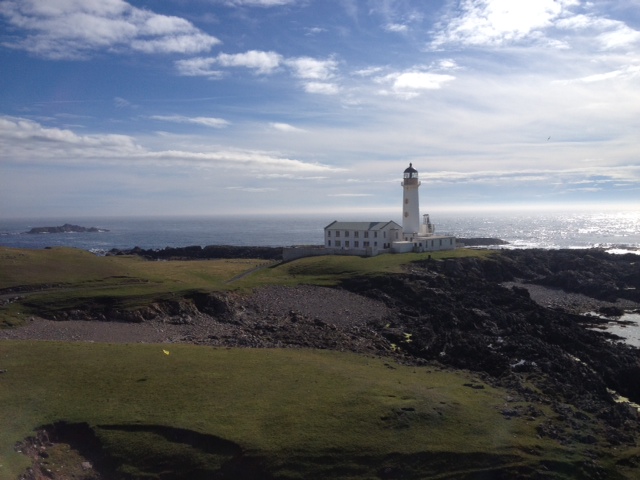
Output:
[163, 349, 170, 355]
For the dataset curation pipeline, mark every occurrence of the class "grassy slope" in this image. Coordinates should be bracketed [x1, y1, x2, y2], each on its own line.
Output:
[3, 247, 637, 478]
[0, 246, 490, 326]
[0, 342, 573, 479]
[0, 247, 271, 325]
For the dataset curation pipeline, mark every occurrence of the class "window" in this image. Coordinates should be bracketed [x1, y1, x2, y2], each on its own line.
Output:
[364, 241, 369, 247]
[336, 231, 340, 237]
[327, 240, 331, 246]
[374, 242, 377, 247]
[439, 239, 442, 246]
[335, 240, 341, 247]
[345, 231, 349, 237]
[364, 231, 369, 238]
[345, 241, 350, 247]
[354, 231, 359, 238]
[374, 232, 378, 238]
[354, 241, 359, 247]
[327, 231, 331, 237]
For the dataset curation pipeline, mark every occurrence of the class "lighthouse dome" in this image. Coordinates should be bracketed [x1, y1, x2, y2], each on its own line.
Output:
[404, 163, 418, 179]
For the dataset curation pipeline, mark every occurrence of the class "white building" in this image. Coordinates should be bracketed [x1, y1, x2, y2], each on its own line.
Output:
[282, 163, 455, 261]
[324, 220, 402, 256]
[325, 163, 455, 255]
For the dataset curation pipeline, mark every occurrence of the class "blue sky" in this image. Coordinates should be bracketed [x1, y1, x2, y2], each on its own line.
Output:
[1, 0, 639, 218]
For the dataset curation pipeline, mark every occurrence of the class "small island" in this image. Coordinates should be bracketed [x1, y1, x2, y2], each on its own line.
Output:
[24, 223, 109, 234]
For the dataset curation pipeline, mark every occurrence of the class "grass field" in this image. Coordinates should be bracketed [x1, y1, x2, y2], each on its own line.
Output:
[0, 246, 492, 327]
[0, 341, 584, 479]
[2, 247, 640, 478]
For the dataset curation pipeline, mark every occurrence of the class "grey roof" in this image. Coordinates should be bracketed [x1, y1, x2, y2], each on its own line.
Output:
[324, 220, 401, 231]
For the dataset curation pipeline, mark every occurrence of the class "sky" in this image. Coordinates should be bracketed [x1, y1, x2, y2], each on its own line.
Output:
[1, 0, 639, 219]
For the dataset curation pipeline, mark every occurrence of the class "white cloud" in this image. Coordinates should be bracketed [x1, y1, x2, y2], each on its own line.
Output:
[376, 70, 455, 98]
[286, 56, 338, 80]
[0, 0, 219, 59]
[216, 50, 282, 74]
[303, 82, 340, 95]
[226, 186, 278, 192]
[270, 122, 306, 132]
[328, 193, 373, 197]
[431, 0, 577, 48]
[597, 24, 640, 49]
[305, 27, 326, 36]
[0, 115, 341, 173]
[175, 57, 222, 78]
[224, 0, 296, 6]
[385, 23, 408, 33]
[176, 50, 281, 77]
[353, 66, 384, 77]
[114, 97, 133, 108]
[149, 115, 230, 128]
[556, 65, 640, 84]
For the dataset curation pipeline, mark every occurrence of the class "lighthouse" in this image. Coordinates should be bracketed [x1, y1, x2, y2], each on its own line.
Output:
[401, 163, 420, 236]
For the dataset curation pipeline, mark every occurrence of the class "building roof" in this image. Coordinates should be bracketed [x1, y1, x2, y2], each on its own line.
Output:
[324, 220, 401, 231]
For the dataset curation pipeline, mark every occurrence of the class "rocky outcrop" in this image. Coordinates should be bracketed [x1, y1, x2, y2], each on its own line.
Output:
[25, 224, 108, 234]
[109, 245, 282, 261]
[456, 237, 509, 246]
[339, 249, 640, 445]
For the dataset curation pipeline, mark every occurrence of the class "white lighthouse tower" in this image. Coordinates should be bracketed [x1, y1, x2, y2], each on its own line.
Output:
[401, 163, 421, 236]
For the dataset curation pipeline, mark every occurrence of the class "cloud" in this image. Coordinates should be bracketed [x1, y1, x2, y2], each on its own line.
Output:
[376, 70, 455, 98]
[0, 0, 220, 59]
[328, 193, 373, 197]
[223, 0, 296, 6]
[176, 51, 341, 93]
[270, 122, 306, 132]
[0, 115, 342, 173]
[175, 57, 222, 78]
[305, 27, 326, 36]
[557, 65, 640, 84]
[286, 56, 338, 80]
[114, 97, 133, 108]
[285, 56, 340, 94]
[303, 82, 340, 95]
[216, 50, 282, 74]
[430, 0, 576, 48]
[176, 50, 282, 77]
[353, 66, 384, 77]
[226, 186, 278, 192]
[385, 23, 408, 33]
[149, 115, 230, 128]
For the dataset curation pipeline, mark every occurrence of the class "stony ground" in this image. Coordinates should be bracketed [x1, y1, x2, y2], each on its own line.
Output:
[0, 285, 393, 351]
[1, 281, 637, 348]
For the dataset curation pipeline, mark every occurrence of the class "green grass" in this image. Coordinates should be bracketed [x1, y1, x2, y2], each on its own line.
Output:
[235, 249, 495, 289]
[0, 341, 580, 479]
[0, 247, 272, 325]
[1, 247, 492, 326]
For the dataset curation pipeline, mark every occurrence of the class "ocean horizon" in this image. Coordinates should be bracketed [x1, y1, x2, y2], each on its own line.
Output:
[1, 210, 639, 254]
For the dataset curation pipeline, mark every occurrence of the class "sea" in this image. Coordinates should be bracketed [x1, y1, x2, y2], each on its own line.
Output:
[1, 210, 639, 253]
[2, 210, 639, 345]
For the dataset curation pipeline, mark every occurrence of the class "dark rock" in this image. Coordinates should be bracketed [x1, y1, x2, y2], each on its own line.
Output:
[457, 238, 509, 246]
[109, 245, 282, 261]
